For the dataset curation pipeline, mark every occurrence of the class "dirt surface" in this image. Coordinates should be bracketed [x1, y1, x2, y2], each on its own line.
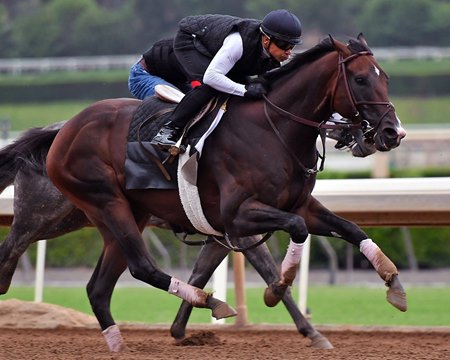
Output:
[0, 300, 449, 360]
[1, 326, 449, 360]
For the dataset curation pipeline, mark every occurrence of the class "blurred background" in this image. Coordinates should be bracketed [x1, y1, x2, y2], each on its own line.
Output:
[0, 0, 449, 316]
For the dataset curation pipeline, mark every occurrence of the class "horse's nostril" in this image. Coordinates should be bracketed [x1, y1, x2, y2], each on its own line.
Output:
[383, 127, 400, 140]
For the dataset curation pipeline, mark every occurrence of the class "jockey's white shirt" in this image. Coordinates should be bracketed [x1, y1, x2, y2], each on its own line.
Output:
[203, 32, 268, 97]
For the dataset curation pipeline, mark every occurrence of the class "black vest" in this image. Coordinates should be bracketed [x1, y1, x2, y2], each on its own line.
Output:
[179, 14, 280, 82]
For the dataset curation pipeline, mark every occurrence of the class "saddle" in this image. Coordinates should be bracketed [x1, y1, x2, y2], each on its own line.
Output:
[124, 85, 226, 190]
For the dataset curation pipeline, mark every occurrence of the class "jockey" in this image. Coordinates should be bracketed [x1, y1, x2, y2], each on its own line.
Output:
[147, 9, 302, 150]
[128, 38, 191, 100]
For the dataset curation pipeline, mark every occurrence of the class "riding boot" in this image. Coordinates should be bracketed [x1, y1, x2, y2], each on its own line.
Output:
[151, 85, 217, 149]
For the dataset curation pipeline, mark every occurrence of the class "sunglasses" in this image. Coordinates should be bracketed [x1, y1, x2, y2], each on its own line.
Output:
[260, 28, 296, 51]
[271, 38, 296, 51]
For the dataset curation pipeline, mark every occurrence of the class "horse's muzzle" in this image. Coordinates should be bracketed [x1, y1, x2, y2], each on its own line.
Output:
[375, 125, 406, 151]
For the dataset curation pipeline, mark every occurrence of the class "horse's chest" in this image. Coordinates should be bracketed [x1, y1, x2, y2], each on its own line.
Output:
[258, 178, 312, 210]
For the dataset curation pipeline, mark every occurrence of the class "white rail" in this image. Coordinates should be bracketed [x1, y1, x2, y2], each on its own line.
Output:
[3, 177, 450, 224]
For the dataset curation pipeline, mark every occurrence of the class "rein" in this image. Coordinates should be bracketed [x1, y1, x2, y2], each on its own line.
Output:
[263, 100, 326, 176]
[178, 232, 274, 252]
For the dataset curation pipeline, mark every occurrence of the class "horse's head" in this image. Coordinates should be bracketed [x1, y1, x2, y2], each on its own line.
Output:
[329, 34, 406, 152]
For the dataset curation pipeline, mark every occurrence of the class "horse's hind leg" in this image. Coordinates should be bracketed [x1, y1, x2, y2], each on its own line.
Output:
[0, 228, 34, 294]
[0, 172, 88, 294]
[170, 241, 230, 340]
[305, 197, 407, 312]
[86, 239, 128, 352]
[83, 201, 236, 321]
[241, 238, 333, 349]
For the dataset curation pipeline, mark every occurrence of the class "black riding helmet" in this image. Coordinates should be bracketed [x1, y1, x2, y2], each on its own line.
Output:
[260, 9, 302, 46]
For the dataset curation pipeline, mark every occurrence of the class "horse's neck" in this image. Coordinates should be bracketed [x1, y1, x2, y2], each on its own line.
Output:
[271, 58, 336, 121]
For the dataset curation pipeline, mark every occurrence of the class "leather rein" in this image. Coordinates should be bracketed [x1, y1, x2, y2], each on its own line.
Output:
[263, 49, 395, 176]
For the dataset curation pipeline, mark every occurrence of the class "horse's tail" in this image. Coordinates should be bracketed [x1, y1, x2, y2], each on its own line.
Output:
[0, 127, 59, 192]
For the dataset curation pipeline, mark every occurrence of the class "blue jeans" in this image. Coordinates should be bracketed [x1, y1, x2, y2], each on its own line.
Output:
[128, 60, 177, 100]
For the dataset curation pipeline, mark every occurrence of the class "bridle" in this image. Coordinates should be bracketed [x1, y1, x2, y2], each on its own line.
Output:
[263, 48, 395, 175]
[333, 51, 396, 135]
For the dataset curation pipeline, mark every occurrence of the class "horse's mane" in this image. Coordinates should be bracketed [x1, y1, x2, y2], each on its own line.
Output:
[262, 35, 371, 85]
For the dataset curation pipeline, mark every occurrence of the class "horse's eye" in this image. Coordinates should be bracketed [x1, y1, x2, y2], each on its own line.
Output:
[354, 76, 366, 85]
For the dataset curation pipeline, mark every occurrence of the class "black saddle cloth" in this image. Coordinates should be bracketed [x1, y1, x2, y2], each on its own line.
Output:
[124, 95, 224, 190]
[125, 97, 177, 189]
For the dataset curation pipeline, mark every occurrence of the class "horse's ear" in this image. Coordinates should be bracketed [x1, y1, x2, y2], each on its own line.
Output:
[328, 34, 336, 48]
[329, 34, 349, 55]
[357, 33, 369, 47]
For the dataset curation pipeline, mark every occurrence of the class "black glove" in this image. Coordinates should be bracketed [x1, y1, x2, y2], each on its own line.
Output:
[244, 79, 268, 100]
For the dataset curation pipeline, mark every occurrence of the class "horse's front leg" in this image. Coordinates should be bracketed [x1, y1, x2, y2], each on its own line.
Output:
[170, 241, 230, 341]
[240, 237, 333, 349]
[305, 196, 407, 312]
[226, 204, 310, 308]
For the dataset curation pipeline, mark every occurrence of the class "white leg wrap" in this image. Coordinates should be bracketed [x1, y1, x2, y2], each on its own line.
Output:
[102, 324, 126, 352]
[360, 238, 398, 282]
[360, 238, 382, 271]
[168, 277, 207, 306]
[281, 240, 304, 273]
[280, 240, 304, 284]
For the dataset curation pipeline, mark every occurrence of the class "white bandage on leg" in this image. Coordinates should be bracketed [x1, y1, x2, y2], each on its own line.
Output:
[280, 240, 304, 285]
[168, 277, 207, 307]
[360, 238, 398, 281]
[359, 238, 381, 271]
[102, 324, 126, 352]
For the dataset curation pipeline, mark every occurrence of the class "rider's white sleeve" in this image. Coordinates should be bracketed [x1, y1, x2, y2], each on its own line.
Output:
[203, 32, 247, 96]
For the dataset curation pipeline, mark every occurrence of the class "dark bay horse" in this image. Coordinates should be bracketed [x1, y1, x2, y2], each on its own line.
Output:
[0, 127, 331, 349]
[44, 34, 404, 351]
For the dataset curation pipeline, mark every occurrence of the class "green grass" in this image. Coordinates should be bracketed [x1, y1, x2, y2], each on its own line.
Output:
[390, 96, 450, 125]
[0, 96, 449, 132]
[0, 101, 92, 131]
[379, 58, 450, 76]
[2, 286, 449, 327]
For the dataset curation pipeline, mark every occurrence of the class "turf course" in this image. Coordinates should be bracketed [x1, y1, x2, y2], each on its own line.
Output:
[3, 285, 449, 327]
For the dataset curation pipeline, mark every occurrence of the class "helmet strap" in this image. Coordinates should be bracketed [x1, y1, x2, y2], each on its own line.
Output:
[261, 34, 276, 61]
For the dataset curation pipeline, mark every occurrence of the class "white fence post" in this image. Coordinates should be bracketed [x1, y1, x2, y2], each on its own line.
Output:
[34, 240, 47, 303]
[298, 235, 311, 315]
[211, 256, 228, 324]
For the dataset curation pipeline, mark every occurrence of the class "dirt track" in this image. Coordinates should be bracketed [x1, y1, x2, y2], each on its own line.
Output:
[1, 326, 449, 360]
[0, 300, 449, 360]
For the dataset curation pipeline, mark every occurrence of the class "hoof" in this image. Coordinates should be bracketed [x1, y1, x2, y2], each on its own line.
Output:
[170, 325, 186, 342]
[309, 332, 334, 349]
[263, 282, 288, 308]
[0, 283, 10, 295]
[207, 297, 237, 320]
[386, 275, 407, 312]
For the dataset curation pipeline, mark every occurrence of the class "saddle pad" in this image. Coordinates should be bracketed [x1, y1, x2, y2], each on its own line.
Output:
[125, 97, 178, 189]
[124, 94, 228, 191]
[127, 96, 174, 142]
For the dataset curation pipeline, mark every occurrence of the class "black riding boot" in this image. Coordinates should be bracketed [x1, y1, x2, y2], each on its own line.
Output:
[151, 85, 217, 149]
